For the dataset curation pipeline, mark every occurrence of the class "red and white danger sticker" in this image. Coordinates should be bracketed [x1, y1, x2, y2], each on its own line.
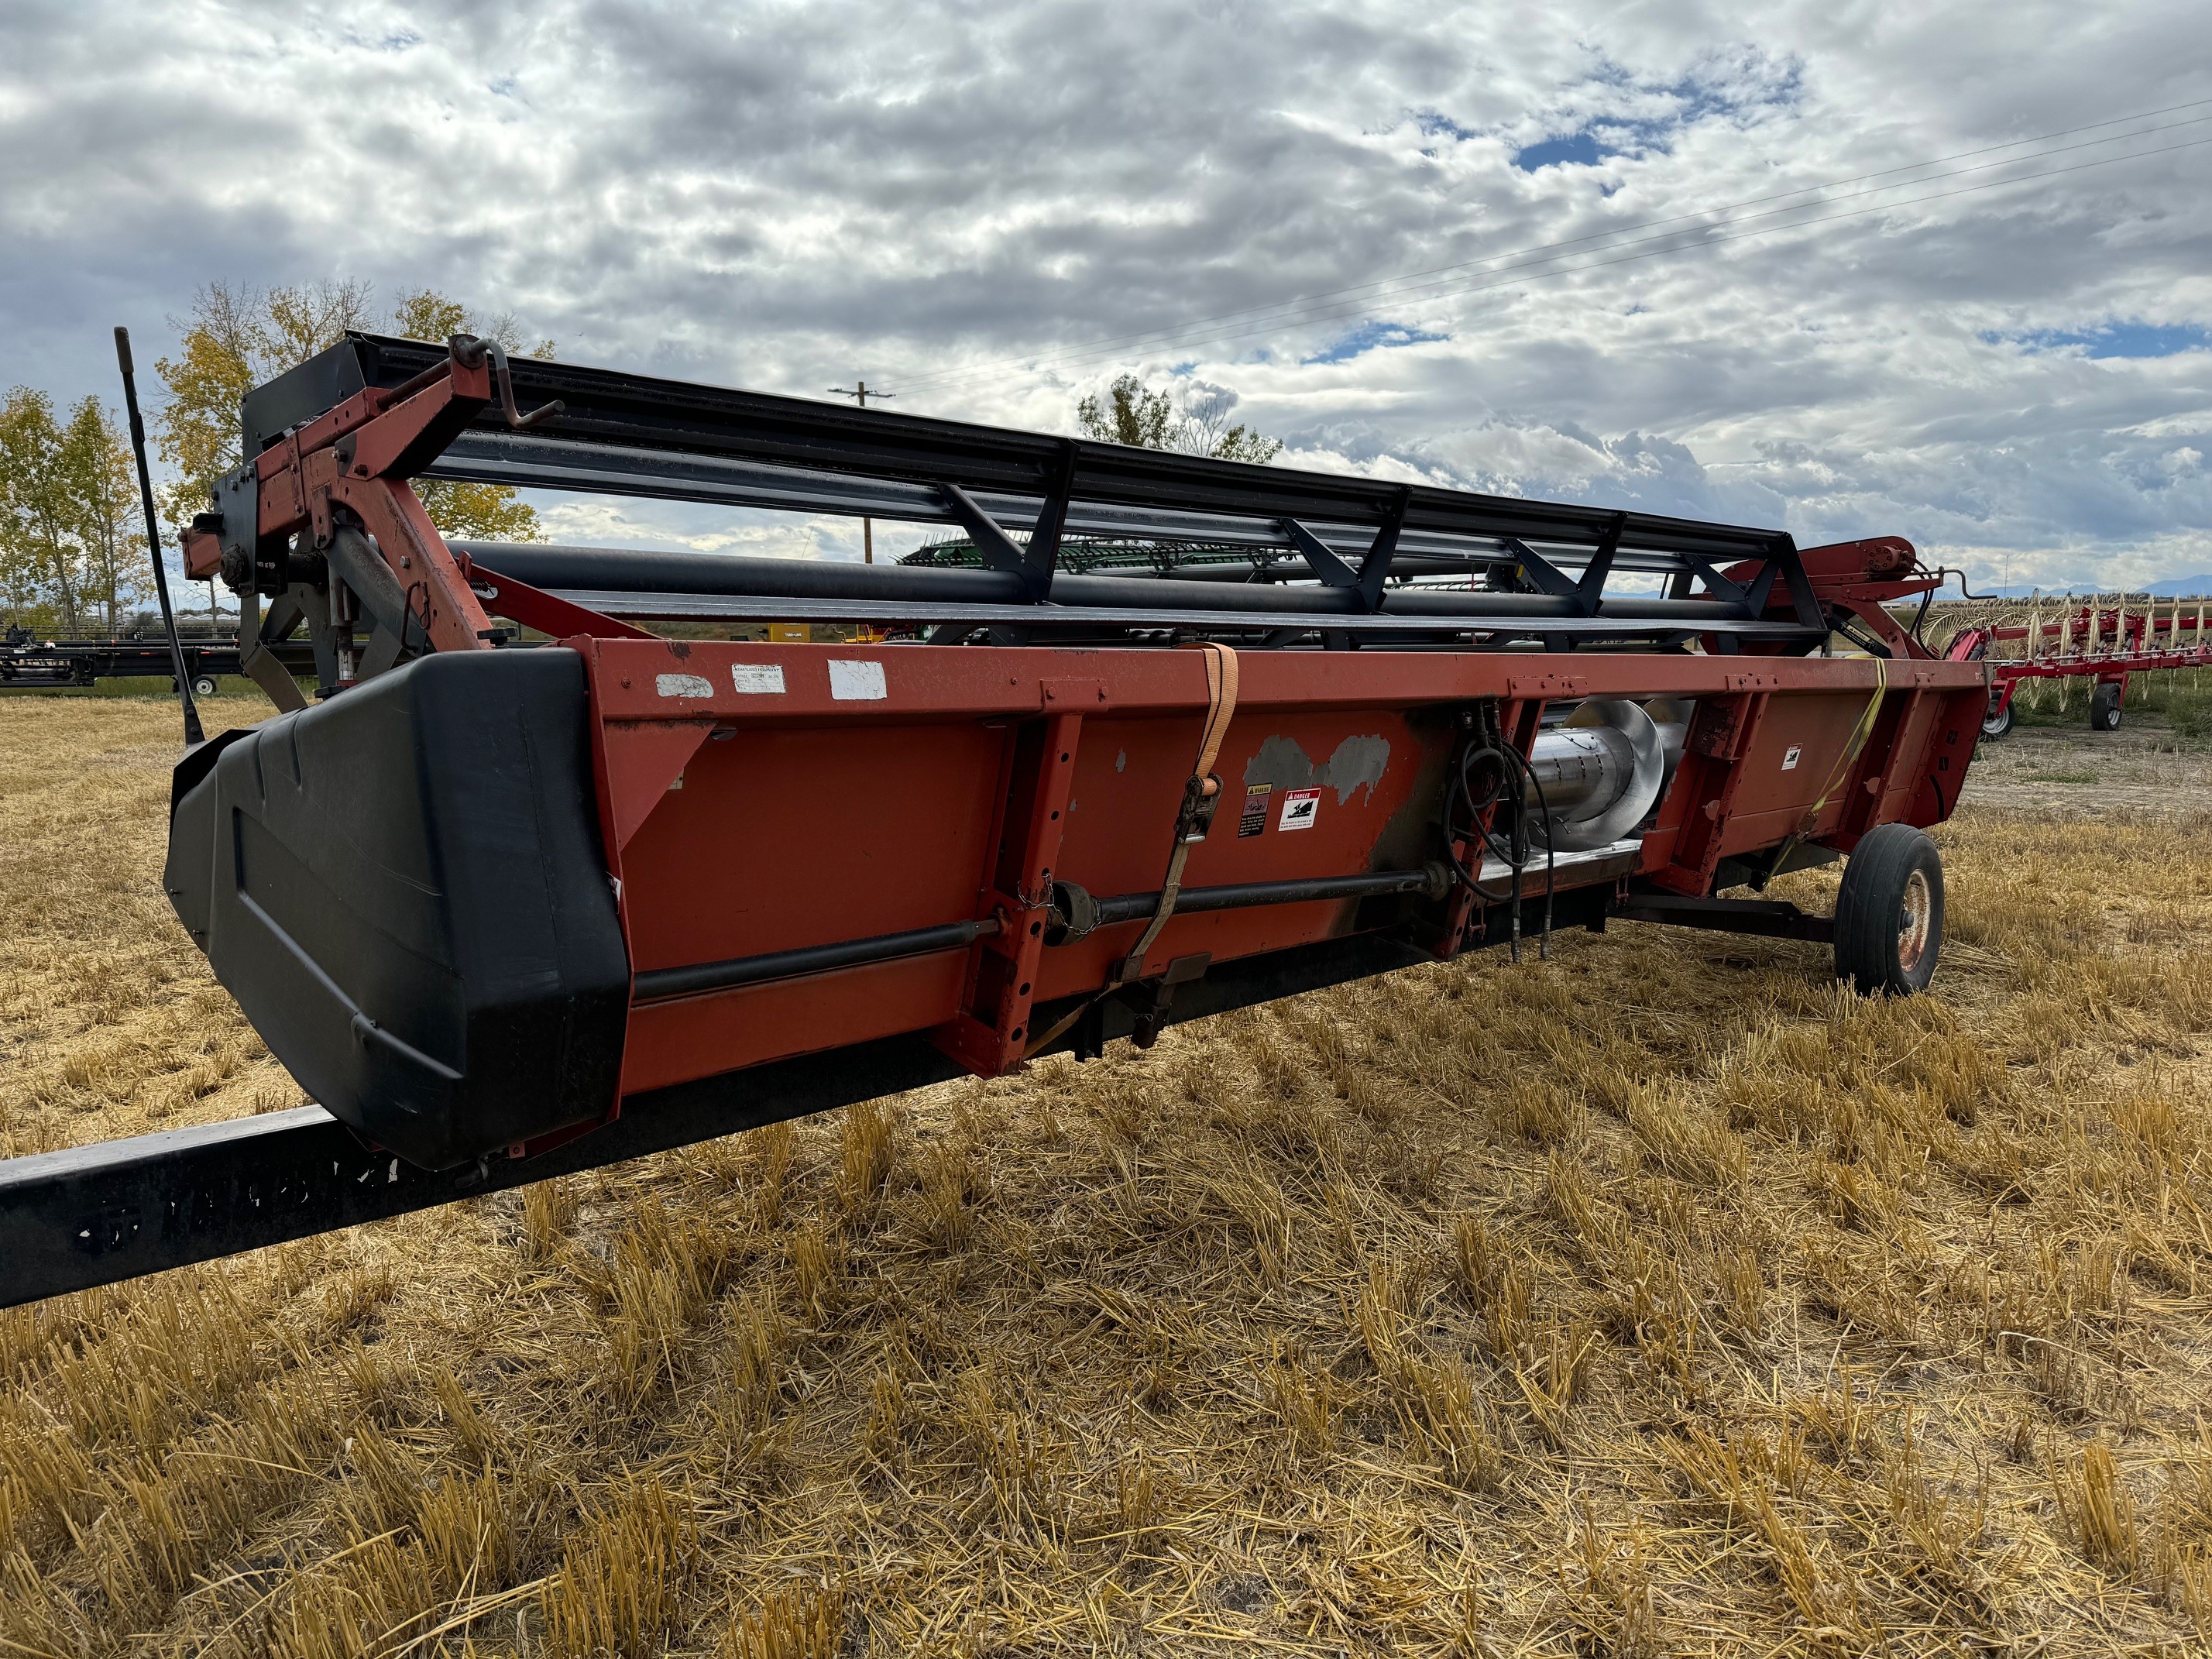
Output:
[1277, 788, 1321, 832]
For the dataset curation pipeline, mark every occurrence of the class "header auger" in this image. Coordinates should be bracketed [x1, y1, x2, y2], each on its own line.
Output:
[0, 332, 1990, 1306]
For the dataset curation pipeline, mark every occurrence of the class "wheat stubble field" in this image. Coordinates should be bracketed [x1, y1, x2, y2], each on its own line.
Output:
[2, 692, 2209, 1657]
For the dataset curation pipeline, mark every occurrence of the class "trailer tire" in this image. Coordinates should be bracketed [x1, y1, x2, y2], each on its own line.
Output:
[1980, 695, 2013, 739]
[1834, 823, 1943, 995]
[191, 675, 218, 698]
[2089, 682, 2123, 733]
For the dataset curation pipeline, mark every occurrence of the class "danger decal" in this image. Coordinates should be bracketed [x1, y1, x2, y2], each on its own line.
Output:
[1277, 788, 1321, 832]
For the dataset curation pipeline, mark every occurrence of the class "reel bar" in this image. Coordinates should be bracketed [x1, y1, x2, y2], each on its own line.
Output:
[281, 331, 1795, 562]
[458, 542, 1824, 641]
[428, 434, 1726, 578]
[206, 332, 1829, 644]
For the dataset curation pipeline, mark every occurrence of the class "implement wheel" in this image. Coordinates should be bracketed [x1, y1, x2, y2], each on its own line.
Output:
[2089, 681, 2123, 733]
[1980, 692, 2014, 740]
[1835, 823, 1943, 994]
[191, 675, 218, 698]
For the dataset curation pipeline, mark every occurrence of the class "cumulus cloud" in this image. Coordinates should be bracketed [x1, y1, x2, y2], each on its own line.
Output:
[1, 0, 2207, 586]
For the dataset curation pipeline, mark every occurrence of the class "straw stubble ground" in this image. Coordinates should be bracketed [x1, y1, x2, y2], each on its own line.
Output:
[2, 693, 2209, 1656]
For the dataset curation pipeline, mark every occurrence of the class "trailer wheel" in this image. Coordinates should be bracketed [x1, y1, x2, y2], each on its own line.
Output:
[2089, 681, 2124, 733]
[1980, 693, 2013, 740]
[191, 675, 218, 698]
[1834, 823, 1943, 994]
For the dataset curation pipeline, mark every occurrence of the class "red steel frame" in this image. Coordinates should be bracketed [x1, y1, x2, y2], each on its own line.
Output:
[578, 638, 1980, 1096]
[181, 349, 1993, 1110]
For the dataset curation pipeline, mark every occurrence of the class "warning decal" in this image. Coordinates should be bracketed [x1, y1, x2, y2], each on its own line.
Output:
[1781, 745, 1802, 771]
[1238, 784, 1271, 837]
[1277, 788, 1321, 833]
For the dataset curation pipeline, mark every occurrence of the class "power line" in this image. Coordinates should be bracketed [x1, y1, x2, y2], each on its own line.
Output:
[898, 98, 2212, 397]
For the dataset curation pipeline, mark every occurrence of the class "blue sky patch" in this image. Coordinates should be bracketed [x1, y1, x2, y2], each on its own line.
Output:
[1303, 321, 1448, 366]
[1514, 130, 1612, 171]
[1992, 321, 2209, 359]
[1508, 55, 1800, 173]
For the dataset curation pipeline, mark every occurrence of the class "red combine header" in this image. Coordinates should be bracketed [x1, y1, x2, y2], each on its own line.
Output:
[0, 334, 1990, 1304]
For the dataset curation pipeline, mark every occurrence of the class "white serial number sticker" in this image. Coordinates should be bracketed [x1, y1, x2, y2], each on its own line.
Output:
[730, 664, 786, 694]
[655, 672, 713, 699]
[828, 659, 888, 701]
[1278, 788, 1321, 831]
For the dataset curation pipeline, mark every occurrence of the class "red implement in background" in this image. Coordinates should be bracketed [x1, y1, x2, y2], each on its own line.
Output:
[1949, 597, 2211, 737]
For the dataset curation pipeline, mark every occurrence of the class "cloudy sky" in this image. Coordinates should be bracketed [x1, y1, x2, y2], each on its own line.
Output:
[4, 1, 2209, 587]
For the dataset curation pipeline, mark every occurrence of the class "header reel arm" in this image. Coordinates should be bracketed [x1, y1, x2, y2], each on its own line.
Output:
[180, 335, 561, 701]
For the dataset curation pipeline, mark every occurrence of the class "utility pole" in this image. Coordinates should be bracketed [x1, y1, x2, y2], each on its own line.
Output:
[828, 381, 893, 562]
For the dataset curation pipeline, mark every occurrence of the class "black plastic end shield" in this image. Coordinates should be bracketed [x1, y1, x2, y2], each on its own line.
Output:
[163, 649, 630, 1169]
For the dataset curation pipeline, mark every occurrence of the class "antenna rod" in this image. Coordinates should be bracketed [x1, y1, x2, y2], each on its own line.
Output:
[113, 327, 203, 747]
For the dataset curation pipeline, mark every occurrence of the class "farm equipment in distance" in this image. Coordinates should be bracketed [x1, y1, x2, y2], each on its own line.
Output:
[1949, 596, 2211, 737]
[0, 331, 1991, 1307]
[0, 626, 249, 696]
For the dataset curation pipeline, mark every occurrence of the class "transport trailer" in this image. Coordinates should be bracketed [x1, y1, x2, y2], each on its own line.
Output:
[1948, 596, 2212, 737]
[0, 332, 1990, 1307]
[0, 628, 242, 694]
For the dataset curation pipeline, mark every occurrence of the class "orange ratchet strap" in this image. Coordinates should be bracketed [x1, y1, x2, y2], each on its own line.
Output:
[1024, 641, 1239, 1057]
[1115, 641, 1240, 984]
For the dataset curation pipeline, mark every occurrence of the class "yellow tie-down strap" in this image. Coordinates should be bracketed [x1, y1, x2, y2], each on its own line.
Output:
[1798, 658, 1891, 836]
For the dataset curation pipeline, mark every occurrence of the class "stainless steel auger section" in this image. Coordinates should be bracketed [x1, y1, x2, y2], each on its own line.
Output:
[1525, 699, 1677, 852]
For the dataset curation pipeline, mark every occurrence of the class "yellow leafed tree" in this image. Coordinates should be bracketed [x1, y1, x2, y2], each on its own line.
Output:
[0, 388, 143, 634]
[155, 280, 549, 544]
[60, 397, 145, 631]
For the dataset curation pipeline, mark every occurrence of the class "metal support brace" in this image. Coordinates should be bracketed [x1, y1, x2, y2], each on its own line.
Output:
[1025, 441, 1078, 584]
[1281, 517, 1362, 592]
[1682, 555, 1751, 611]
[1774, 538, 1826, 630]
[1577, 514, 1624, 612]
[942, 481, 1053, 601]
[1358, 488, 1410, 610]
[1502, 538, 1582, 604]
[1280, 493, 1409, 612]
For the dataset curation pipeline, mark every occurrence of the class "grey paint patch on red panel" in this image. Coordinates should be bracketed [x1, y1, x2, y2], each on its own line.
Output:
[1321, 734, 1390, 805]
[1243, 733, 1316, 791]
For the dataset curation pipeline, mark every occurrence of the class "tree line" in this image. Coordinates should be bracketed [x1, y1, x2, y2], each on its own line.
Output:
[2, 282, 548, 636]
[1076, 373, 1282, 462]
[0, 392, 139, 635]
